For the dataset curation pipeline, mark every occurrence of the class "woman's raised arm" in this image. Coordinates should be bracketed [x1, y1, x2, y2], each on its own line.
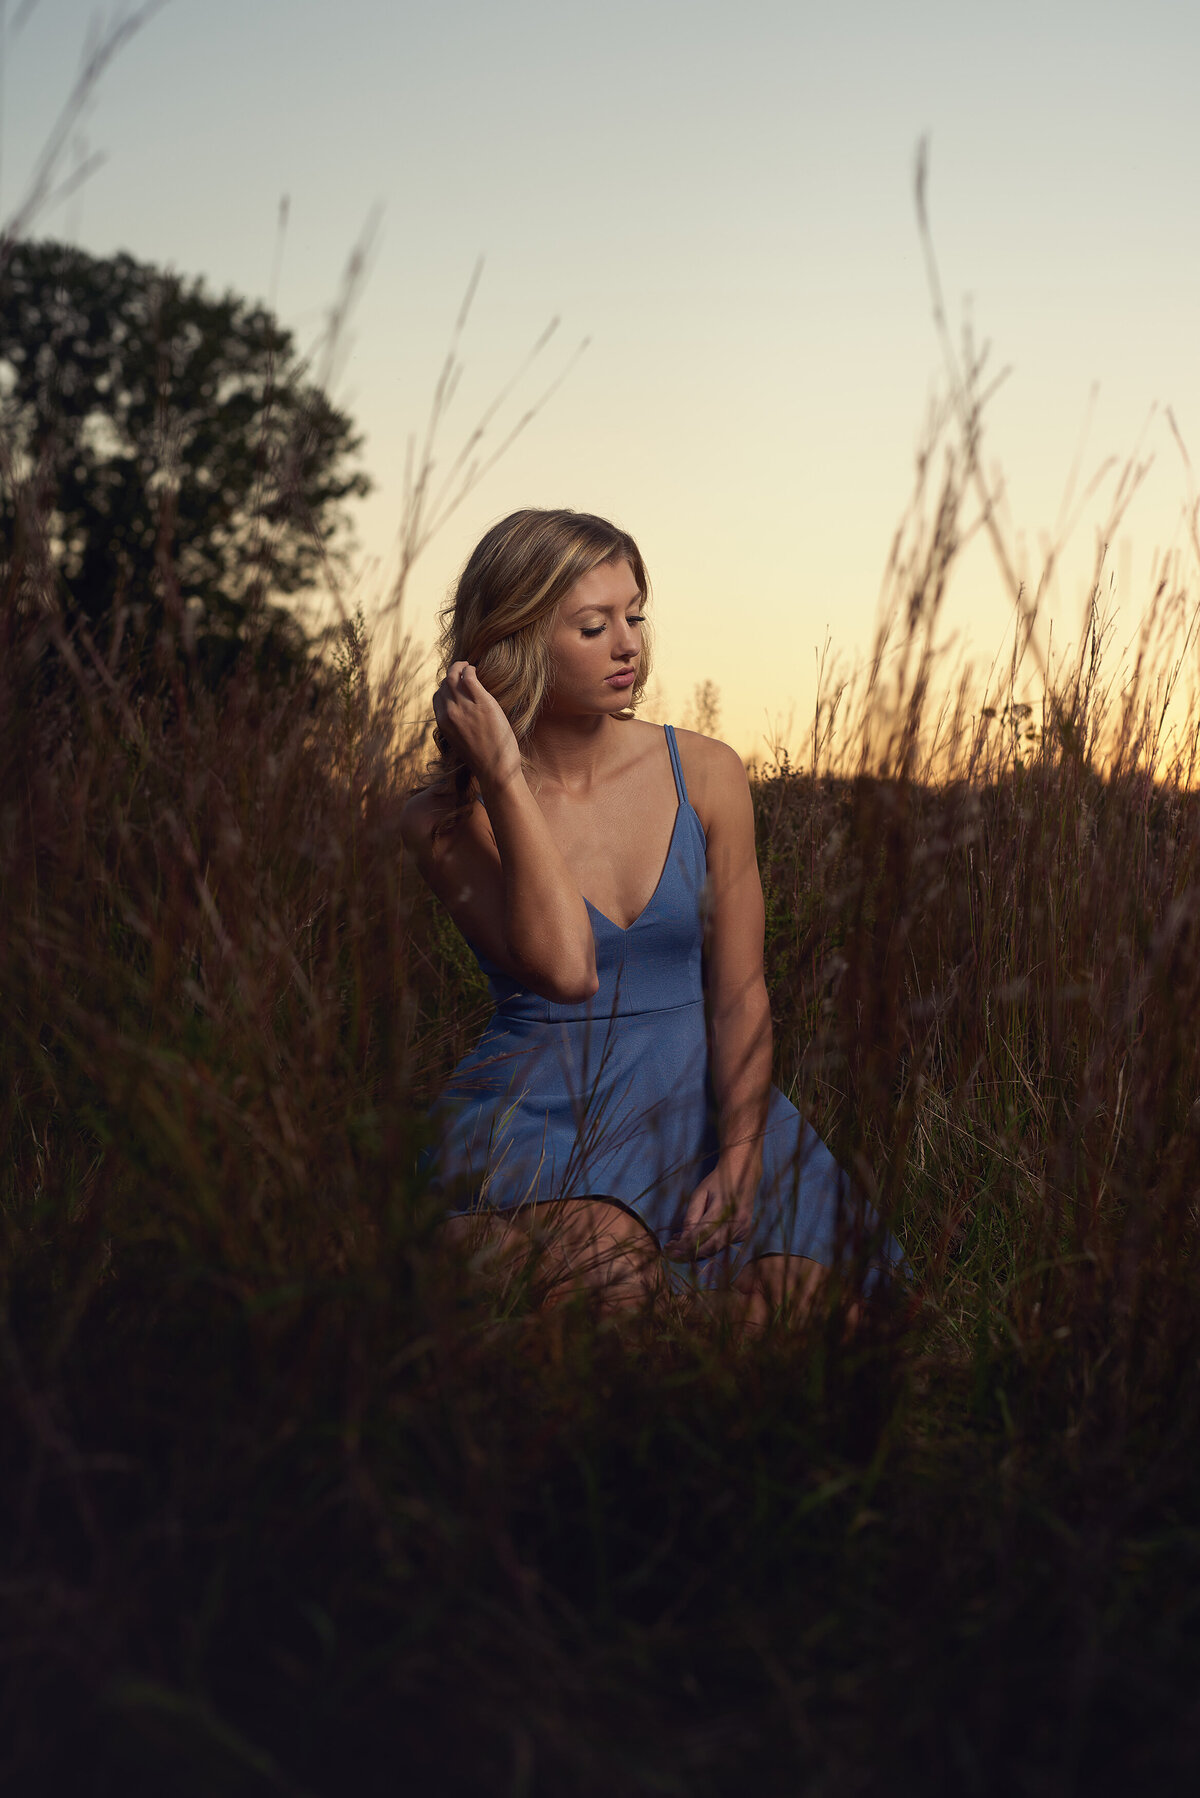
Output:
[401, 664, 598, 1004]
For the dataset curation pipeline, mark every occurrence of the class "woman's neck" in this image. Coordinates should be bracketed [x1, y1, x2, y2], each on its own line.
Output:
[525, 711, 622, 794]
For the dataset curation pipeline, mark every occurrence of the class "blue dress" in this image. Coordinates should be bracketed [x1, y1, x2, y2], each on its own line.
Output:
[431, 726, 902, 1290]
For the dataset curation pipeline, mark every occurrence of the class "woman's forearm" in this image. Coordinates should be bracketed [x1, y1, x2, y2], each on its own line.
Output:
[479, 767, 598, 1002]
[708, 978, 773, 1181]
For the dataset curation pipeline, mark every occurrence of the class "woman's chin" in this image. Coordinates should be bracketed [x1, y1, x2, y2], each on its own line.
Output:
[542, 691, 636, 722]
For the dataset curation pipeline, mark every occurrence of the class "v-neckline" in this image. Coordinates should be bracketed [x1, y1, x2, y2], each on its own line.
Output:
[583, 801, 684, 935]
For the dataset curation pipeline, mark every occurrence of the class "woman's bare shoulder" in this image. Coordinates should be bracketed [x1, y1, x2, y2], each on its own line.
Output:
[672, 728, 749, 801]
[399, 784, 481, 861]
[399, 785, 444, 853]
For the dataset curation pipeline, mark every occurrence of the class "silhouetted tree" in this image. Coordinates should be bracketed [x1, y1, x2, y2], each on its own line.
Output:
[0, 238, 370, 682]
[684, 678, 722, 738]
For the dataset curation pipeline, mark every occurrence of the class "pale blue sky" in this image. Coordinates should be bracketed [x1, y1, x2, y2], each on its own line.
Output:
[5, 0, 1198, 751]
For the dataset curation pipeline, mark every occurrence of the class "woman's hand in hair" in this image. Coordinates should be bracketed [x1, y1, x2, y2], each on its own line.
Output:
[433, 662, 523, 792]
[412, 660, 598, 1003]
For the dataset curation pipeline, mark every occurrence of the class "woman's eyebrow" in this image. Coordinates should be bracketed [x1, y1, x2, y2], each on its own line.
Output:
[566, 593, 644, 618]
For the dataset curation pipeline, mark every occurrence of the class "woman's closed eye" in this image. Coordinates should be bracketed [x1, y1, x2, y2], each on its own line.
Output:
[581, 614, 645, 639]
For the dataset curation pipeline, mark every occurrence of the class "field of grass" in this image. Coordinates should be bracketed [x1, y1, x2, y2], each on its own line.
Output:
[5, 475, 1200, 1797]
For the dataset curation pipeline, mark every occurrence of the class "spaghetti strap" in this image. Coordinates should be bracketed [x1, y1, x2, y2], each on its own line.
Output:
[664, 724, 689, 806]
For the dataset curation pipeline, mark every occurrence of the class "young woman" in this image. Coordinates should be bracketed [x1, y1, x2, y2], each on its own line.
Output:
[402, 509, 902, 1322]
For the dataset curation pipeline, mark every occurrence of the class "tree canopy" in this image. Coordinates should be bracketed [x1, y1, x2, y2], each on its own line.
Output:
[0, 238, 371, 678]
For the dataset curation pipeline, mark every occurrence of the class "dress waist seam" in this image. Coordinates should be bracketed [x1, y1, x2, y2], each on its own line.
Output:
[489, 996, 705, 1024]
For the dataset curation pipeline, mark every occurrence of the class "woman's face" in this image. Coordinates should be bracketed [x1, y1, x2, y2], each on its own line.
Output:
[544, 558, 645, 717]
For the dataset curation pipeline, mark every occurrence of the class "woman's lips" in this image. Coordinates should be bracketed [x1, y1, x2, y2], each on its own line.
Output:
[606, 669, 636, 688]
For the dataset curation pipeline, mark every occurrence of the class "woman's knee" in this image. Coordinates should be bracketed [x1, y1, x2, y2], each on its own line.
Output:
[732, 1253, 827, 1321]
[530, 1197, 662, 1307]
[441, 1198, 662, 1311]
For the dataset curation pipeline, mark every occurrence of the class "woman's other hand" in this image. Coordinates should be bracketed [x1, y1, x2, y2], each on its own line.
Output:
[664, 1166, 755, 1262]
[433, 662, 522, 792]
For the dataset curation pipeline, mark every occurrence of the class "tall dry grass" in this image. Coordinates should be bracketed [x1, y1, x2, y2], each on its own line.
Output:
[5, 253, 1200, 1788]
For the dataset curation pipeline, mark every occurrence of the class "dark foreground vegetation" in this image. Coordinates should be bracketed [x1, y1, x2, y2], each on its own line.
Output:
[5, 196, 1200, 1789]
[5, 547, 1200, 1796]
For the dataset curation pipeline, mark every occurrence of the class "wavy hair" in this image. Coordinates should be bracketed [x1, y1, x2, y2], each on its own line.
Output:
[424, 508, 652, 824]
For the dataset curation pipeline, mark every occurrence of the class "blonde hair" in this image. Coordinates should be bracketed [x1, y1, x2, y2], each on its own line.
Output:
[426, 508, 652, 822]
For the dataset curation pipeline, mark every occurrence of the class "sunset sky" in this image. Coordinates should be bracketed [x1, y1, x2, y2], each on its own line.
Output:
[5, 0, 1199, 755]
